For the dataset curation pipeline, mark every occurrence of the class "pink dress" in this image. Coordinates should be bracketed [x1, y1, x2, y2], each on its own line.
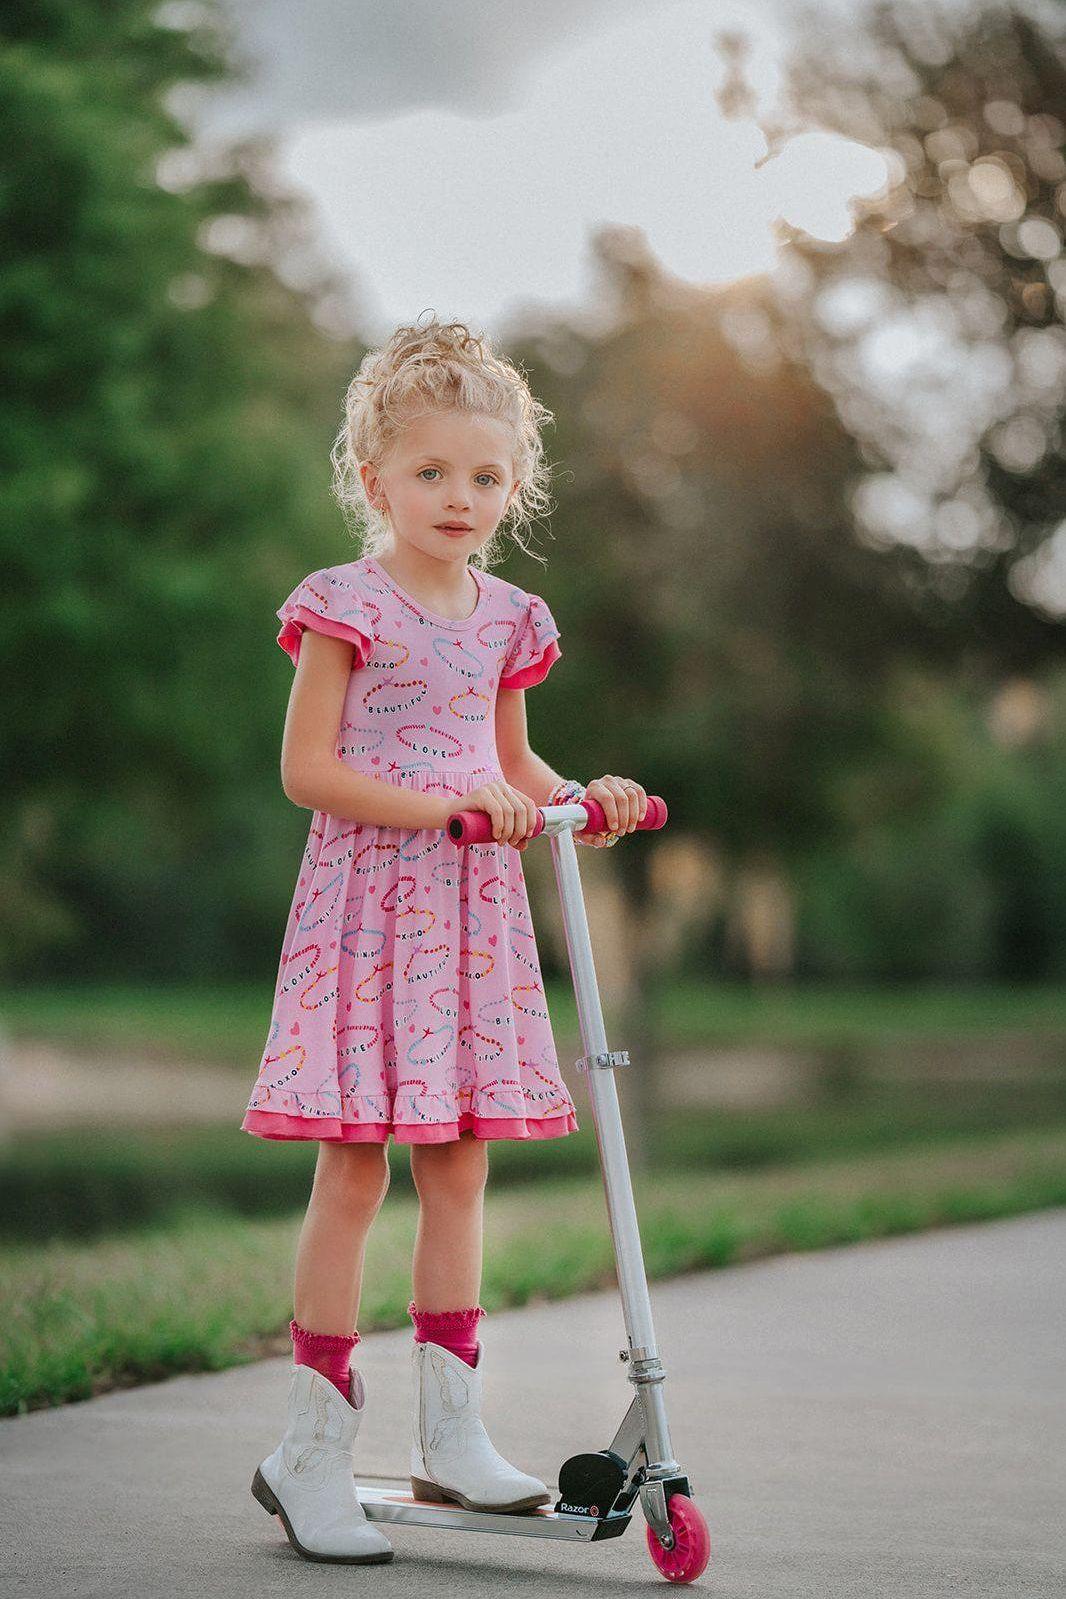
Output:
[240, 553, 581, 1145]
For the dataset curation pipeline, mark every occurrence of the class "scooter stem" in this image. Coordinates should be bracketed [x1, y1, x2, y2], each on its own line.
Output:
[546, 822, 680, 1483]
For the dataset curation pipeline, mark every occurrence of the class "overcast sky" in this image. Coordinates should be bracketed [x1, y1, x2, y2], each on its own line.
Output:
[185, 0, 881, 339]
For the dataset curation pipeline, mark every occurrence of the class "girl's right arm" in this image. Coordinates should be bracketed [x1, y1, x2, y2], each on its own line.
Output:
[280, 628, 450, 831]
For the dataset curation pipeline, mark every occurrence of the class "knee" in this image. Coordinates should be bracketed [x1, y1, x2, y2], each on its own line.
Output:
[313, 1143, 391, 1211]
[410, 1132, 488, 1206]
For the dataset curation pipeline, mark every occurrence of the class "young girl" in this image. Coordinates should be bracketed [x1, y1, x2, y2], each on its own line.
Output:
[244, 317, 649, 1565]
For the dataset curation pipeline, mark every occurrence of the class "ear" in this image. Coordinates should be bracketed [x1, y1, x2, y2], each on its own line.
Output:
[361, 461, 385, 513]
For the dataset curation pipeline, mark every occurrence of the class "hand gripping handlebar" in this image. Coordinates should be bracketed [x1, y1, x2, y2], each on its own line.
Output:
[445, 794, 668, 846]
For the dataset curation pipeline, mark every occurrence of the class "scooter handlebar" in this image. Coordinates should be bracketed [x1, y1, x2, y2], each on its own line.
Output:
[446, 794, 668, 846]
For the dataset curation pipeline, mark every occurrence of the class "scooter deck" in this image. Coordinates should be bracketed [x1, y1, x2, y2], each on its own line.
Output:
[354, 1482, 631, 1542]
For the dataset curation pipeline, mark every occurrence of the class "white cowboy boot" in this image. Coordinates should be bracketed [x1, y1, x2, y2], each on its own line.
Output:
[410, 1338, 552, 1513]
[252, 1362, 394, 1563]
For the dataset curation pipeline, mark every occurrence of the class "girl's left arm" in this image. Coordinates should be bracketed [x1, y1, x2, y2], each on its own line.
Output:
[495, 685, 563, 804]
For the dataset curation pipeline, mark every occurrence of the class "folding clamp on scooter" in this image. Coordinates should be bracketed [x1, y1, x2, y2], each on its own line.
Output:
[353, 790, 712, 1584]
[575, 1049, 631, 1072]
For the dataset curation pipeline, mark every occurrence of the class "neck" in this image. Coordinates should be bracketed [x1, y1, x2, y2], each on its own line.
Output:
[376, 542, 480, 617]
[382, 542, 470, 584]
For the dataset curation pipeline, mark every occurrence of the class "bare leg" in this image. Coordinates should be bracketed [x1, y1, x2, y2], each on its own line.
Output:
[409, 1131, 488, 1308]
[292, 1141, 391, 1334]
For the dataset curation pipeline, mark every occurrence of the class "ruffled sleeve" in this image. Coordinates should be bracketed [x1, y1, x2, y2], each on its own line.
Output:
[276, 568, 375, 668]
[499, 591, 562, 691]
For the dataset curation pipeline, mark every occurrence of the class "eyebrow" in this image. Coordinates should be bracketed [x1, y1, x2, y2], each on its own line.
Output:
[414, 457, 509, 473]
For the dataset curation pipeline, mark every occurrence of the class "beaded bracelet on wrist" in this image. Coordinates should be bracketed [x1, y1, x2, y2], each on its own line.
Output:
[548, 778, 587, 805]
[548, 777, 621, 845]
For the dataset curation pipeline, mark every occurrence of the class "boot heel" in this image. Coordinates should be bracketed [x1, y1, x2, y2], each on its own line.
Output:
[410, 1475, 449, 1503]
[251, 1467, 281, 1518]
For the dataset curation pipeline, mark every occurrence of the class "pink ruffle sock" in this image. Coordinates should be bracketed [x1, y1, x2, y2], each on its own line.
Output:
[290, 1316, 361, 1400]
[408, 1301, 485, 1367]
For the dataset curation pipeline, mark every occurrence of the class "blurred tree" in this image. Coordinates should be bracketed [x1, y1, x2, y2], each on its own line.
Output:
[509, 228, 960, 979]
[792, 661, 1066, 982]
[504, 11, 1066, 1131]
[745, 0, 1066, 664]
[0, 0, 364, 978]
[506, 230, 970, 1158]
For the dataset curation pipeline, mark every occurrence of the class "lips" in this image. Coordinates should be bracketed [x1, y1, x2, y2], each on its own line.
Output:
[436, 523, 472, 531]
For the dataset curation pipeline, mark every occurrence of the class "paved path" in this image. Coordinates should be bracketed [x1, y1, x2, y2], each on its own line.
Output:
[3, 1210, 1064, 1596]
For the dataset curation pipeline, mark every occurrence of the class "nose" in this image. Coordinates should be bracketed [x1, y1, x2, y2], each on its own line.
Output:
[444, 477, 472, 511]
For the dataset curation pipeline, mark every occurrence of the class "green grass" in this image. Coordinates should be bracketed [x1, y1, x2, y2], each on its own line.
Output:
[3, 1125, 1064, 1417]
[648, 977, 1066, 1046]
[6, 1086, 1066, 1245]
[0, 983, 273, 1065]
[4, 978, 1066, 1064]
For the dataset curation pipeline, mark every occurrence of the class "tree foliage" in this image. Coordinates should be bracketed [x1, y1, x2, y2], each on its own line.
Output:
[1, 0, 362, 975]
[754, 1, 1066, 664]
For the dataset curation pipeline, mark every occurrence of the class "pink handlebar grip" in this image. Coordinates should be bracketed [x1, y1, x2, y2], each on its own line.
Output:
[445, 794, 668, 846]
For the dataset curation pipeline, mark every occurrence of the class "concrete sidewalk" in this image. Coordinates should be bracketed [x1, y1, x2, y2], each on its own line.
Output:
[3, 1210, 1064, 1597]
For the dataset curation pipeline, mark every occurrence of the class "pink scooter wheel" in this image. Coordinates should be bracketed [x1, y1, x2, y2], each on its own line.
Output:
[645, 1493, 711, 1584]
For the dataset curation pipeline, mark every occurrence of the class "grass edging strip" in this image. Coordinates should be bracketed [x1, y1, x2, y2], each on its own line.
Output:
[2, 1125, 1064, 1416]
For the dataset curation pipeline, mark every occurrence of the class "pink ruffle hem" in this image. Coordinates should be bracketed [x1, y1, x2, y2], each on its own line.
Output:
[241, 1107, 580, 1144]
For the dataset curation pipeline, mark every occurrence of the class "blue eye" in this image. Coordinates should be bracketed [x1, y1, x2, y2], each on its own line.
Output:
[418, 468, 498, 486]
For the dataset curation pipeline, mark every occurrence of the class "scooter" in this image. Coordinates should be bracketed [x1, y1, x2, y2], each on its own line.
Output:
[352, 792, 713, 1585]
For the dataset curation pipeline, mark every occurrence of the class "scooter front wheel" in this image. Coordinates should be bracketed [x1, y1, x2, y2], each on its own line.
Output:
[645, 1493, 711, 1584]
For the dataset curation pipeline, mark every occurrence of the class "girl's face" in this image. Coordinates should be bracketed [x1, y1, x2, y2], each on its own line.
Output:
[362, 410, 520, 563]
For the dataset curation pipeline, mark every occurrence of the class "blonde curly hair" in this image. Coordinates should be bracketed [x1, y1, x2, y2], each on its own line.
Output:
[330, 312, 556, 570]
